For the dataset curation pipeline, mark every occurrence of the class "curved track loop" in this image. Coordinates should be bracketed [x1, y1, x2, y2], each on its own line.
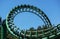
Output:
[6, 5, 52, 38]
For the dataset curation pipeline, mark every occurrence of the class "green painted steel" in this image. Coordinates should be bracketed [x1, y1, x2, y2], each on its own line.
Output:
[6, 5, 52, 38]
[0, 5, 59, 39]
[0, 25, 3, 39]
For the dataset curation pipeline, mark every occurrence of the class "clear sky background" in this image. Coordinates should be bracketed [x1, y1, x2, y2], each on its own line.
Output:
[0, 0, 60, 30]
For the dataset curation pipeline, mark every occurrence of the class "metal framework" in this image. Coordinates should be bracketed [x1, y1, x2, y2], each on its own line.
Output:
[0, 17, 3, 39]
[6, 5, 52, 39]
[0, 5, 57, 39]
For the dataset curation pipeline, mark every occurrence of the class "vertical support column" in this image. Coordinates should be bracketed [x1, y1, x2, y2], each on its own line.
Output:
[2, 20, 7, 39]
[19, 32, 22, 39]
[30, 31, 32, 39]
[24, 30, 27, 39]
[36, 30, 38, 39]
[0, 16, 3, 39]
[42, 29, 45, 37]
[0, 25, 3, 39]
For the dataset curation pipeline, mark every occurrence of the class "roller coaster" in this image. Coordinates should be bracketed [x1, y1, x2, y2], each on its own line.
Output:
[0, 5, 60, 39]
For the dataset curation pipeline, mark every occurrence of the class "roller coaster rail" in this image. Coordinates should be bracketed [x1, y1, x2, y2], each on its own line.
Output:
[0, 4, 60, 39]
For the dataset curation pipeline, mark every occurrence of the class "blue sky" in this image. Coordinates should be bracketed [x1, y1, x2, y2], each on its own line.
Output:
[0, 0, 60, 30]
